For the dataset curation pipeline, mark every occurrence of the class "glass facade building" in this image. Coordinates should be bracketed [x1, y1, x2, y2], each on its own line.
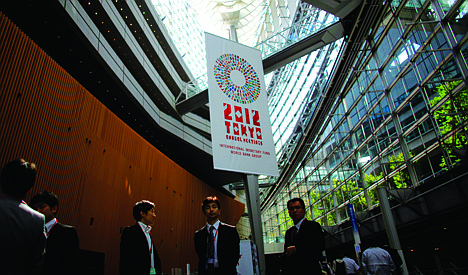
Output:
[261, 0, 468, 249]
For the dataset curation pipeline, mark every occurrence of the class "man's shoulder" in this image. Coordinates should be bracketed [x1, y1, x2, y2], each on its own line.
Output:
[1, 199, 43, 223]
[0, 197, 38, 215]
[56, 222, 76, 229]
[53, 223, 78, 234]
[121, 224, 146, 243]
[343, 257, 355, 264]
[220, 223, 239, 236]
[302, 219, 322, 229]
[122, 223, 140, 235]
[219, 222, 236, 229]
[0, 198, 44, 234]
[363, 247, 381, 254]
[379, 247, 392, 255]
[18, 201, 44, 222]
[195, 225, 207, 234]
[303, 219, 319, 225]
[125, 223, 139, 230]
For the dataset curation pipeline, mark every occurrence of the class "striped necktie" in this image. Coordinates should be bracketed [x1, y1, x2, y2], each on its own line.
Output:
[207, 226, 215, 260]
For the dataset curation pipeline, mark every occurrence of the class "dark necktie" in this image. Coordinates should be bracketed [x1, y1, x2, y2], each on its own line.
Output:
[292, 227, 298, 242]
[207, 226, 215, 260]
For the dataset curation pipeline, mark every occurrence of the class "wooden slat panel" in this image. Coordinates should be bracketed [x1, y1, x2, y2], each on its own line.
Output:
[0, 12, 245, 275]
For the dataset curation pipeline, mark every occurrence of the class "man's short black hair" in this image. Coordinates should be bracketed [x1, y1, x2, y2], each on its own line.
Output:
[201, 196, 220, 212]
[30, 191, 59, 216]
[0, 159, 37, 198]
[132, 200, 155, 222]
[287, 197, 306, 210]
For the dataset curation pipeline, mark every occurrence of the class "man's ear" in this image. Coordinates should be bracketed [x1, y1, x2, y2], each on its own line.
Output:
[51, 205, 58, 215]
[140, 211, 146, 218]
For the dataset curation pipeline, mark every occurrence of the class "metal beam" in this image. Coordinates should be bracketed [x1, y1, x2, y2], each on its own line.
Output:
[263, 21, 345, 75]
[176, 88, 209, 115]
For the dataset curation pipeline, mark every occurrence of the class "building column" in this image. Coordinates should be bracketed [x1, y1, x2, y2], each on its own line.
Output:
[376, 187, 409, 275]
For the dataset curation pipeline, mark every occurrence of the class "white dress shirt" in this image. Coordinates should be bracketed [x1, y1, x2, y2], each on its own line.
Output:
[362, 247, 395, 275]
[138, 222, 155, 269]
[343, 257, 360, 274]
[45, 218, 57, 239]
[294, 217, 305, 232]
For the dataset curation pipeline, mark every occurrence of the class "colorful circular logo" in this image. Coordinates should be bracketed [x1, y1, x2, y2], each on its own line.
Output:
[214, 53, 261, 104]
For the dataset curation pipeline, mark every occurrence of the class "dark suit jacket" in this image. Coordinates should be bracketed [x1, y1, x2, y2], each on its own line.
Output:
[119, 223, 162, 275]
[282, 219, 325, 275]
[194, 222, 240, 275]
[0, 197, 46, 275]
[43, 222, 79, 275]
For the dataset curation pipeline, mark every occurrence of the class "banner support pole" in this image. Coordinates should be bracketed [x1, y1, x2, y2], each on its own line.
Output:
[243, 174, 266, 275]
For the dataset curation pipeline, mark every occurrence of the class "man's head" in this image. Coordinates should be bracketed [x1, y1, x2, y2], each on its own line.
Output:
[202, 196, 221, 224]
[30, 191, 59, 223]
[287, 197, 306, 224]
[0, 159, 37, 199]
[133, 200, 156, 226]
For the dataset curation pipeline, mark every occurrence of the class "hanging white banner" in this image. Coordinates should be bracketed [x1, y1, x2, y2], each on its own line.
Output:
[205, 33, 279, 176]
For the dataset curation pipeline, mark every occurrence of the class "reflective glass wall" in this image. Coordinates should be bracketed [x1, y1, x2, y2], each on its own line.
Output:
[262, 0, 468, 244]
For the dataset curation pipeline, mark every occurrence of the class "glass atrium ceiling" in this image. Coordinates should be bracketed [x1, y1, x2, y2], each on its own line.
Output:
[150, 0, 337, 77]
[150, 0, 272, 80]
[150, 0, 341, 180]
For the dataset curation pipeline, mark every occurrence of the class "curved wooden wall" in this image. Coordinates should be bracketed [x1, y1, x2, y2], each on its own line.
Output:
[0, 12, 245, 275]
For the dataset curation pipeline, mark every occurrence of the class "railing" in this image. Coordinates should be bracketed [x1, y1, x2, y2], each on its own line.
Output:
[179, 73, 208, 101]
[255, 10, 338, 59]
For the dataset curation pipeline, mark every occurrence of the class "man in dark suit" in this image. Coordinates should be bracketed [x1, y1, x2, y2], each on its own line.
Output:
[194, 196, 240, 275]
[0, 159, 46, 275]
[120, 200, 162, 275]
[30, 191, 80, 275]
[283, 197, 325, 275]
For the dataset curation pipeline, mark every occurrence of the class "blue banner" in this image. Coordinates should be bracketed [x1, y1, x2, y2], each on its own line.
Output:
[347, 204, 361, 244]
